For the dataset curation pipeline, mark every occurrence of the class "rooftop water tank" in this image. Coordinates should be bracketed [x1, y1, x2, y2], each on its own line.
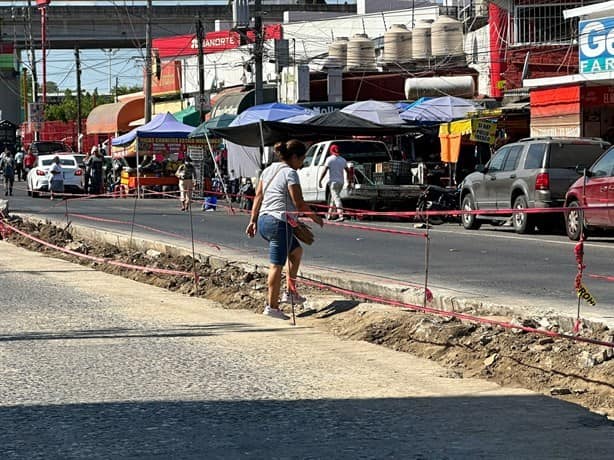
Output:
[405, 75, 475, 99]
[431, 15, 464, 57]
[383, 24, 412, 63]
[347, 33, 377, 70]
[412, 20, 432, 59]
[327, 36, 349, 69]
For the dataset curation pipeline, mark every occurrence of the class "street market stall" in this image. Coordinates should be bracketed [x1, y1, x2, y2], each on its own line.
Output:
[111, 112, 207, 195]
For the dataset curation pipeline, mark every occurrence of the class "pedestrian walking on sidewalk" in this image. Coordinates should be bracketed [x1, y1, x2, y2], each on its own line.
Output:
[246, 140, 323, 320]
[14, 147, 24, 181]
[24, 148, 36, 178]
[48, 156, 64, 200]
[0, 152, 16, 196]
[318, 143, 352, 222]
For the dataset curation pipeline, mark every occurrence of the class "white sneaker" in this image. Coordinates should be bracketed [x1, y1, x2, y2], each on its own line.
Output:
[280, 291, 307, 304]
[262, 305, 289, 320]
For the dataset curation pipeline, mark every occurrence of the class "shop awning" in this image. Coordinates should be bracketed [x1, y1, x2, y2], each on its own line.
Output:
[209, 87, 277, 119]
[86, 97, 145, 134]
[173, 105, 201, 127]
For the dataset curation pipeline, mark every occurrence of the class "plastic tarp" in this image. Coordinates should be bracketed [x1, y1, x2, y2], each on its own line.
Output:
[111, 112, 195, 146]
[211, 111, 417, 147]
[226, 142, 264, 179]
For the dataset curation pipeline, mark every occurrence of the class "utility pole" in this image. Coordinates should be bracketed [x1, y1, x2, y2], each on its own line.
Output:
[254, 0, 263, 105]
[38, 0, 50, 106]
[144, 0, 153, 123]
[25, 0, 39, 140]
[196, 15, 205, 123]
[75, 46, 82, 153]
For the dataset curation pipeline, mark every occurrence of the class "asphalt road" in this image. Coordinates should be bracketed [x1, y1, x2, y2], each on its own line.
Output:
[6, 181, 614, 319]
[2, 243, 613, 459]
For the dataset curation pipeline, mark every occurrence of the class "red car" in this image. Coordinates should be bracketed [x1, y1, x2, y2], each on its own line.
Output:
[565, 147, 614, 240]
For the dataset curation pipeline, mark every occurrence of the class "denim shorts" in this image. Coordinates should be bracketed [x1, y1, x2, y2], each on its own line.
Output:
[258, 214, 300, 266]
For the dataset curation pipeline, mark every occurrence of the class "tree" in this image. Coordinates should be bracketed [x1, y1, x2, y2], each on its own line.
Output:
[46, 81, 59, 93]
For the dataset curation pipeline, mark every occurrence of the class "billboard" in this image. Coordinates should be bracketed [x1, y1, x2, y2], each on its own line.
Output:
[579, 17, 614, 74]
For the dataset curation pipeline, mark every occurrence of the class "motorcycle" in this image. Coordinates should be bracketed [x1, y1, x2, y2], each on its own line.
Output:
[415, 185, 461, 225]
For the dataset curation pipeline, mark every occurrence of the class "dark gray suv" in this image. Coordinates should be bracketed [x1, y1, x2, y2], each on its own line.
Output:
[460, 137, 609, 233]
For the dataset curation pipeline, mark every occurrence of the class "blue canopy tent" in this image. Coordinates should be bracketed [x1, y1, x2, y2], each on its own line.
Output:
[229, 102, 315, 127]
[111, 112, 207, 197]
[112, 112, 195, 147]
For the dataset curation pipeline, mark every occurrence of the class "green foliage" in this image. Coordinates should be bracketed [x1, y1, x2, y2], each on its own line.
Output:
[43, 84, 143, 122]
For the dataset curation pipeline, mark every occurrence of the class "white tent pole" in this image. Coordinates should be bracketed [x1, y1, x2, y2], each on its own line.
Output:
[204, 130, 233, 206]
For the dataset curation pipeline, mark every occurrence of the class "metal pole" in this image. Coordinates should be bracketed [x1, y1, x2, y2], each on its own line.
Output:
[39, 4, 47, 106]
[75, 46, 82, 153]
[26, 0, 39, 141]
[423, 219, 431, 309]
[196, 16, 206, 123]
[144, 0, 153, 123]
[254, 0, 263, 105]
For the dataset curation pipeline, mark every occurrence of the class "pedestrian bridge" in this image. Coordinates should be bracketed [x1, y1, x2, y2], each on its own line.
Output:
[0, 2, 354, 49]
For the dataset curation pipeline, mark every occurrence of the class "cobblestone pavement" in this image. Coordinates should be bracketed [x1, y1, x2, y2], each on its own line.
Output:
[1, 242, 612, 459]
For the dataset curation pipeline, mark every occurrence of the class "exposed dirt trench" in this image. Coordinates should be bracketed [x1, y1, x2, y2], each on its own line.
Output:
[2, 216, 613, 418]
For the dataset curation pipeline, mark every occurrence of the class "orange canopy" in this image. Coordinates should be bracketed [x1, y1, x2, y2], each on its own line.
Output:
[86, 97, 144, 134]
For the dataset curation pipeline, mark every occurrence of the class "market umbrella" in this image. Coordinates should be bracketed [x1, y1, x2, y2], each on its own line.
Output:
[280, 113, 316, 124]
[396, 97, 432, 112]
[229, 102, 315, 127]
[341, 100, 404, 125]
[173, 106, 201, 127]
[400, 96, 482, 123]
[188, 113, 236, 138]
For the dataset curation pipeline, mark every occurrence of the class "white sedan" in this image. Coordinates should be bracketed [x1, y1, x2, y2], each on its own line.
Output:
[27, 154, 85, 197]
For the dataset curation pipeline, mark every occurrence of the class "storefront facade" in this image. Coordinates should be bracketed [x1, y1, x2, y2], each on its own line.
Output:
[525, 7, 614, 141]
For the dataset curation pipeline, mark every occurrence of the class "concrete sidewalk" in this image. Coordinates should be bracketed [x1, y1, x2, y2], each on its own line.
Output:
[0, 241, 612, 458]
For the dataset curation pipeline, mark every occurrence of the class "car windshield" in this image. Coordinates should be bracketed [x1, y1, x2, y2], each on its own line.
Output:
[547, 143, 608, 169]
[41, 158, 77, 167]
[330, 141, 391, 163]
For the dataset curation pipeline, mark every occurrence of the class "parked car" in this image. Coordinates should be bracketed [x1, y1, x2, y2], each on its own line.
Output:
[460, 137, 609, 233]
[26, 154, 84, 197]
[565, 146, 614, 240]
[29, 141, 72, 155]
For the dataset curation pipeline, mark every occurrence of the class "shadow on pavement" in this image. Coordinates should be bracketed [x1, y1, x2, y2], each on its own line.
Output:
[0, 323, 297, 343]
[1, 396, 612, 459]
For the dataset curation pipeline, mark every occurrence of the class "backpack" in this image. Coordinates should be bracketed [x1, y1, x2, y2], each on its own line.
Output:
[2, 159, 15, 177]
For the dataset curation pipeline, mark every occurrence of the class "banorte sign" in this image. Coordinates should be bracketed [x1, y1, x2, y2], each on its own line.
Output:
[154, 24, 283, 59]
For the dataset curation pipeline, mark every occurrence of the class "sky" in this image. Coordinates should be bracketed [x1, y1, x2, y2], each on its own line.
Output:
[26, 48, 145, 94]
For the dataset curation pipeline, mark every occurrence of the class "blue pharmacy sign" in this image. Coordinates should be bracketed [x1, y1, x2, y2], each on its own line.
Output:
[579, 17, 614, 74]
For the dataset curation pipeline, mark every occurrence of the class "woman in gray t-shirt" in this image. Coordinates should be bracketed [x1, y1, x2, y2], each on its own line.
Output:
[246, 140, 323, 320]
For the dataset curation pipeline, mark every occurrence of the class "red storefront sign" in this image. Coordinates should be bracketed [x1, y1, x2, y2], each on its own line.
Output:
[153, 24, 283, 58]
[583, 86, 614, 105]
[530, 85, 581, 117]
[151, 61, 182, 95]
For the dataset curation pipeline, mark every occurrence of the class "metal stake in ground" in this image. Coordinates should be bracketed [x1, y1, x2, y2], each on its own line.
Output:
[188, 198, 198, 288]
[423, 214, 431, 309]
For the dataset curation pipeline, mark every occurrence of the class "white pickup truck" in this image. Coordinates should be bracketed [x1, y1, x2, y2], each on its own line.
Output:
[297, 139, 423, 209]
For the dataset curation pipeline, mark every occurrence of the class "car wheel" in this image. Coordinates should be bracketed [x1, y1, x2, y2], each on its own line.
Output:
[565, 200, 585, 241]
[461, 195, 481, 230]
[512, 195, 535, 234]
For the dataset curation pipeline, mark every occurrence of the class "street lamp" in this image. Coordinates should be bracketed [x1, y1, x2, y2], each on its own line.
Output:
[101, 48, 118, 96]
